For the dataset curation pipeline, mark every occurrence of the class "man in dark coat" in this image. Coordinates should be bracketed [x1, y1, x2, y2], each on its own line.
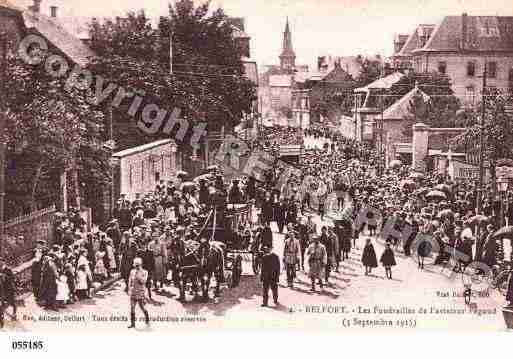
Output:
[261, 223, 273, 250]
[261, 192, 274, 226]
[0, 257, 17, 323]
[260, 246, 280, 307]
[286, 200, 297, 225]
[319, 226, 333, 284]
[40, 255, 58, 311]
[228, 180, 243, 204]
[31, 253, 43, 302]
[275, 199, 287, 234]
[297, 220, 309, 270]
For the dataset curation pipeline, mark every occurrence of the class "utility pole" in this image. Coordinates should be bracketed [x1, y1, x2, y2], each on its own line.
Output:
[0, 33, 7, 253]
[477, 63, 487, 214]
[168, 3, 173, 75]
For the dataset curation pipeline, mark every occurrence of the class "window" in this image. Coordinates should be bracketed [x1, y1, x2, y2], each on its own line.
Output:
[141, 161, 144, 182]
[129, 165, 133, 188]
[509, 68, 513, 81]
[487, 61, 497, 78]
[465, 86, 475, 104]
[467, 61, 476, 77]
[438, 61, 447, 74]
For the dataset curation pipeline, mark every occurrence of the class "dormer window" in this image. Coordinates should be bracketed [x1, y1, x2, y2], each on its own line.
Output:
[438, 61, 447, 75]
[467, 61, 476, 77]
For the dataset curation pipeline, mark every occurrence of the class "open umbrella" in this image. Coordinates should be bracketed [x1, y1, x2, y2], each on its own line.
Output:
[492, 226, 513, 240]
[177, 170, 188, 178]
[467, 215, 489, 226]
[195, 173, 213, 182]
[409, 172, 425, 180]
[434, 183, 452, 194]
[207, 165, 219, 172]
[390, 159, 402, 168]
[415, 187, 430, 196]
[425, 190, 447, 201]
[437, 208, 454, 220]
[180, 181, 197, 191]
[400, 179, 416, 190]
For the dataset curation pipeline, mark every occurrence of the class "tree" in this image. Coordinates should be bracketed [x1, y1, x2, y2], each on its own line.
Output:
[88, 2, 256, 152]
[3, 56, 108, 218]
[452, 89, 513, 191]
[374, 71, 462, 138]
[355, 55, 382, 87]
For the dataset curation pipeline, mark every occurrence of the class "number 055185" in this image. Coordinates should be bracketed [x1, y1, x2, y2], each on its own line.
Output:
[11, 340, 44, 350]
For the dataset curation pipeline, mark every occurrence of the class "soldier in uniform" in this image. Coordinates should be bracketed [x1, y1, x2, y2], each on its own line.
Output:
[306, 236, 327, 292]
[128, 257, 150, 329]
[282, 233, 300, 288]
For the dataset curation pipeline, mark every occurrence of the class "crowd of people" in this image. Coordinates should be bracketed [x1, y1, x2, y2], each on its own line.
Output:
[3, 123, 513, 329]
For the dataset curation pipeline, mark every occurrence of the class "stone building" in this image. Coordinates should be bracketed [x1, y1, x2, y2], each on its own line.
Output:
[393, 14, 513, 104]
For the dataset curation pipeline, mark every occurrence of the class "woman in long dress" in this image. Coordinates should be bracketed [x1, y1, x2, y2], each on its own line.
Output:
[361, 238, 378, 275]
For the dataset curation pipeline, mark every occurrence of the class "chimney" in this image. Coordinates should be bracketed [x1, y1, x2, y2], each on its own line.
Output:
[29, 0, 41, 13]
[317, 56, 325, 72]
[461, 13, 468, 50]
[50, 6, 58, 18]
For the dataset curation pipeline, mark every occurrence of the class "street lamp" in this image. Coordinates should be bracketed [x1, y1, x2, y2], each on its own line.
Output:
[498, 177, 509, 227]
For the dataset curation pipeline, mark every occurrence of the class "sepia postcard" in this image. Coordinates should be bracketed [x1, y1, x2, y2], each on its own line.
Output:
[1, 0, 513, 340]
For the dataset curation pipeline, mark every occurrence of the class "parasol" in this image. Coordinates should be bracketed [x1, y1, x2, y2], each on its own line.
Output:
[467, 215, 489, 226]
[207, 165, 219, 172]
[400, 179, 416, 190]
[180, 181, 197, 190]
[177, 170, 188, 178]
[492, 226, 513, 240]
[437, 208, 454, 220]
[409, 172, 425, 180]
[390, 159, 402, 168]
[425, 190, 447, 200]
[415, 187, 430, 196]
[195, 173, 213, 182]
[434, 183, 452, 194]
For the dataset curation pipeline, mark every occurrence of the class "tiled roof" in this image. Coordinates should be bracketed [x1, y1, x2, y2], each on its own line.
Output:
[22, 11, 95, 67]
[0, 0, 22, 10]
[419, 16, 513, 52]
[355, 71, 405, 92]
[382, 87, 430, 120]
[397, 24, 436, 57]
[113, 139, 175, 158]
[294, 71, 325, 83]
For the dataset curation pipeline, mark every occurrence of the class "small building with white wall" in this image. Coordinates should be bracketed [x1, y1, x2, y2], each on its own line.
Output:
[111, 139, 180, 201]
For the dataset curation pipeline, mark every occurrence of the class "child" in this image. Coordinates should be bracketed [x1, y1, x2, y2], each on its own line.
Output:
[76, 264, 89, 300]
[94, 251, 107, 283]
[64, 263, 77, 303]
[56, 274, 70, 308]
[380, 242, 396, 279]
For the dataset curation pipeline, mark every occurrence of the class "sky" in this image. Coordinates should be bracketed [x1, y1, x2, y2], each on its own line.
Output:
[15, 0, 513, 69]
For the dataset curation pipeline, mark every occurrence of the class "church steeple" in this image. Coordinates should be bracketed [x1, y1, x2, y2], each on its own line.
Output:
[279, 17, 296, 70]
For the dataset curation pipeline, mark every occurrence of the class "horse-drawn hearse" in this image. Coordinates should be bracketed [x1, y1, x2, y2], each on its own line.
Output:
[168, 202, 262, 302]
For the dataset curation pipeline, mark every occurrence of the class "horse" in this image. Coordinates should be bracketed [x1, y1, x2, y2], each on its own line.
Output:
[175, 241, 225, 302]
